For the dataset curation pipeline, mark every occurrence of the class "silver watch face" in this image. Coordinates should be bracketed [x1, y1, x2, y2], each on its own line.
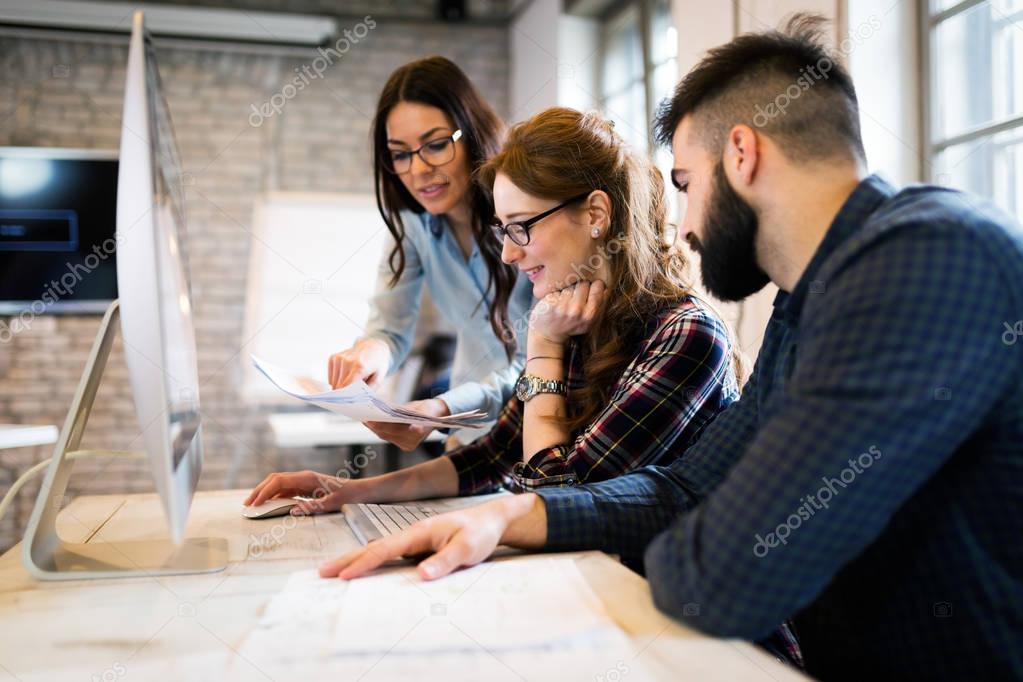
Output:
[515, 375, 533, 402]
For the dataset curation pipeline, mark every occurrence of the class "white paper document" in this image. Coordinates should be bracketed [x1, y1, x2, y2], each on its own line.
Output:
[251, 355, 489, 429]
[234, 558, 649, 682]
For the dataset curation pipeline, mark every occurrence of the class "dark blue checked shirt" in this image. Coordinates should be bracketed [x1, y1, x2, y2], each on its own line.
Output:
[537, 175, 1023, 681]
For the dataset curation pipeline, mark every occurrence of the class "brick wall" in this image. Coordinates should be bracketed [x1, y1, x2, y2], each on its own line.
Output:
[0, 9, 511, 552]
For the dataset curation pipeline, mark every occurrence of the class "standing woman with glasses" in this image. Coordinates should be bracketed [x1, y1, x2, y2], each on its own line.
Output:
[326, 57, 533, 451]
[247, 108, 742, 516]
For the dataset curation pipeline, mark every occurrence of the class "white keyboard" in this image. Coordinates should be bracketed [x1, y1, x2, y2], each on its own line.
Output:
[356, 502, 439, 538]
[342, 493, 511, 545]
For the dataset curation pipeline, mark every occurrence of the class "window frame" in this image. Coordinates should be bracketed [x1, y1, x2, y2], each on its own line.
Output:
[920, 0, 1023, 195]
[597, 0, 676, 152]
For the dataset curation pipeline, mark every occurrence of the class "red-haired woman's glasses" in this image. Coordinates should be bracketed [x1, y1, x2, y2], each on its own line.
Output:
[490, 191, 592, 246]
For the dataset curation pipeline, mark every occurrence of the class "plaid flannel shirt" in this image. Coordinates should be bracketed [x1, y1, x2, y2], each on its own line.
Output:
[445, 296, 739, 492]
[537, 175, 1023, 681]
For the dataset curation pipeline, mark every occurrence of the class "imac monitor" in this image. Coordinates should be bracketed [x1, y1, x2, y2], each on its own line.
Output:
[23, 10, 226, 580]
[116, 10, 203, 545]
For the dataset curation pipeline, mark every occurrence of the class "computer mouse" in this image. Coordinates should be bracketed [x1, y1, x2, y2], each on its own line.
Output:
[242, 497, 301, 519]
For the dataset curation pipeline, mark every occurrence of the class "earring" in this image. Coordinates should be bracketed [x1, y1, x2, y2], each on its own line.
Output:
[591, 228, 601, 238]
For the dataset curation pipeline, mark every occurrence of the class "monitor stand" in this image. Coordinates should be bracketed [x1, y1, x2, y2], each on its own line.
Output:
[21, 300, 228, 580]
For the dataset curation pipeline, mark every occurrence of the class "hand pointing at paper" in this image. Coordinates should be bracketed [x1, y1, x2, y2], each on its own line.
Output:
[327, 338, 392, 390]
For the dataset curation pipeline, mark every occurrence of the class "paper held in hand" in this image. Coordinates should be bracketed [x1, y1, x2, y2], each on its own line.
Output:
[251, 355, 489, 429]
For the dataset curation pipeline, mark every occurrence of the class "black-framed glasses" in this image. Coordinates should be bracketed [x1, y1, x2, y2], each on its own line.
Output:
[384, 129, 462, 174]
[490, 191, 593, 246]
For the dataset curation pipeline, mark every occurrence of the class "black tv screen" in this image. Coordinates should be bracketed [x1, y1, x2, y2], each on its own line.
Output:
[0, 148, 119, 314]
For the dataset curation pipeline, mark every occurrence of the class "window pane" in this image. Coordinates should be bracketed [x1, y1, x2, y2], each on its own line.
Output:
[930, 0, 963, 13]
[604, 81, 648, 151]
[933, 127, 1023, 222]
[932, 0, 1023, 141]
[652, 59, 678, 106]
[931, 0, 1023, 15]
[650, 0, 677, 65]
[602, 5, 643, 97]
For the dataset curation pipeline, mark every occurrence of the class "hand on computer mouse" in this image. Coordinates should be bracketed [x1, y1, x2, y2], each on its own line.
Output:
[245, 470, 351, 513]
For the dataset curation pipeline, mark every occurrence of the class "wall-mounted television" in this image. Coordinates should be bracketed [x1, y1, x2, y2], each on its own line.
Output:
[0, 147, 119, 314]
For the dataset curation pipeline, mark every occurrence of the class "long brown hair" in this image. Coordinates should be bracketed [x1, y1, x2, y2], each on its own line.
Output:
[479, 107, 701, 430]
[371, 57, 517, 359]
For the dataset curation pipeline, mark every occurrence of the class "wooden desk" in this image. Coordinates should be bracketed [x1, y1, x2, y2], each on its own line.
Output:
[0, 490, 807, 681]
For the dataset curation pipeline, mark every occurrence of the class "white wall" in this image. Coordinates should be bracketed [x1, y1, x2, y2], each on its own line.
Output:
[847, 0, 922, 186]
[509, 0, 601, 121]
[736, 0, 838, 33]
[557, 13, 600, 113]
[509, 0, 560, 119]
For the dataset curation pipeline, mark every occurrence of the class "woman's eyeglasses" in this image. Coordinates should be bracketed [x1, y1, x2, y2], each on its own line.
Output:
[385, 129, 462, 174]
[490, 191, 593, 246]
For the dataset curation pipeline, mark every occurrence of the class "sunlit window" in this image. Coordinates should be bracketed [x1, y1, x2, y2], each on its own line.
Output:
[599, 0, 679, 225]
[926, 0, 1023, 221]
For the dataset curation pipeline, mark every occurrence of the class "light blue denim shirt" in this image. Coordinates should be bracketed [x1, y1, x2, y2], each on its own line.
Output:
[361, 210, 534, 428]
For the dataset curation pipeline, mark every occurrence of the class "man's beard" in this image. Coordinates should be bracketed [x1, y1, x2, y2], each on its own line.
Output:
[687, 161, 770, 302]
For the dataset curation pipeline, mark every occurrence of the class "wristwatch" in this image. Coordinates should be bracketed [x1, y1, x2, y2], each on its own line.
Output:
[515, 374, 567, 402]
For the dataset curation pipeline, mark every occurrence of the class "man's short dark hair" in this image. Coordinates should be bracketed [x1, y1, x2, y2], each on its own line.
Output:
[654, 13, 865, 163]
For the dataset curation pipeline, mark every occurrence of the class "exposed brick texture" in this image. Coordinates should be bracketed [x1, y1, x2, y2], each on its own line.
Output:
[0, 8, 510, 552]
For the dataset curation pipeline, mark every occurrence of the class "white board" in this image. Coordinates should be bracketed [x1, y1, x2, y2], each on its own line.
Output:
[240, 192, 387, 404]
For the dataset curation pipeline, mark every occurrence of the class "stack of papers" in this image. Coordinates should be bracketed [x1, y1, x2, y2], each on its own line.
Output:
[232, 558, 651, 682]
[251, 355, 489, 429]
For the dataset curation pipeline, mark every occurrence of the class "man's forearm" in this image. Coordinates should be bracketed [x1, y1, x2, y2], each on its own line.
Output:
[499, 493, 548, 549]
[536, 465, 702, 556]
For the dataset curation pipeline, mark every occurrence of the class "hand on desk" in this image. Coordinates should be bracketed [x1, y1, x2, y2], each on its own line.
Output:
[364, 398, 449, 451]
[320, 493, 549, 581]
[244, 470, 354, 515]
